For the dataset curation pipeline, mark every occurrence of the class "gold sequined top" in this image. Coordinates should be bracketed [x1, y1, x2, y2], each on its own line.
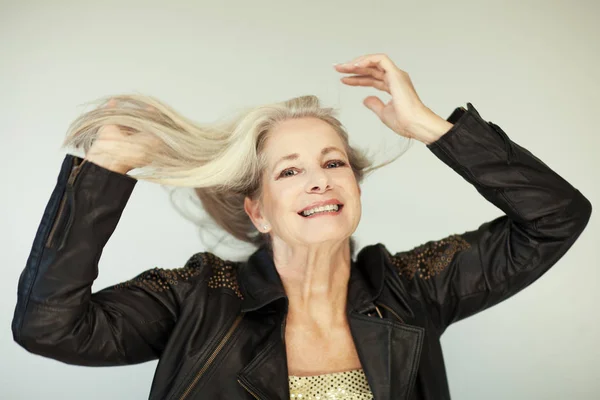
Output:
[288, 369, 373, 399]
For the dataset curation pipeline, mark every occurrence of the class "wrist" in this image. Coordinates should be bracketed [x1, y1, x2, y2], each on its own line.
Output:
[85, 155, 131, 175]
[409, 107, 454, 145]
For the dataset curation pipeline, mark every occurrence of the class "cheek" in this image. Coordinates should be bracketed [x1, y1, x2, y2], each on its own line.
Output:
[343, 177, 362, 212]
[264, 184, 297, 218]
[340, 173, 361, 195]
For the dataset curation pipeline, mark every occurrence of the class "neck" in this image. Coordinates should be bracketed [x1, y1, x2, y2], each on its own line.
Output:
[271, 238, 352, 328]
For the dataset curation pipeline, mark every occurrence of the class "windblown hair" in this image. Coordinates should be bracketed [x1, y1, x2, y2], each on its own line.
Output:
[62, 94, 404, 251]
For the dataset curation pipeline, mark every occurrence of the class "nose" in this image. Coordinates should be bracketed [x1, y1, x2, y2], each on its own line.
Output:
[305, 168, 331, 193]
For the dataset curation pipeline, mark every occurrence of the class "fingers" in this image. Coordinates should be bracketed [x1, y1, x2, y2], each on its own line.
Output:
[340, 75, 390, 94]
[334, 64, 386, 80]
[335, 64, 389, 93]
[337, 53, 399, 72]
[363, 96, 385, 117]
[334, 53, 406, 88]
[334, 54, 400, 94]
[359, 54, 398, 73]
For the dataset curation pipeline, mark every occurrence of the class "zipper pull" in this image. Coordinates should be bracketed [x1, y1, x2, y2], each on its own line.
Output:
[67, 158, 87, 187]
[361, 304, 383, 319]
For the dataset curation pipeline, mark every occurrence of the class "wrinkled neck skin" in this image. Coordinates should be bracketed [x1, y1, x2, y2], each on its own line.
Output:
[271, 236, 352, 331]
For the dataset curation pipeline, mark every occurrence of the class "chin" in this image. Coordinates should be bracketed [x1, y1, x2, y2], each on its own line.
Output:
[299, 226, 354, 245]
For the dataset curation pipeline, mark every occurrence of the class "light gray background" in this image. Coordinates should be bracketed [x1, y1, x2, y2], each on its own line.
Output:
[1, 0, 598, 399]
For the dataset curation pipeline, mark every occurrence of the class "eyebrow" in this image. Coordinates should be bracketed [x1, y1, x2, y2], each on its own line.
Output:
[272, 146, 346, 171]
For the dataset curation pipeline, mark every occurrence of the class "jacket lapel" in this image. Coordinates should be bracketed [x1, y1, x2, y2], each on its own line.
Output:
[237, 323, 290, 400]
[236, 244, 424, 400]
[347, 245, 424, 399]
[238, 247, 290, 399]
[348, 310, 424, 399]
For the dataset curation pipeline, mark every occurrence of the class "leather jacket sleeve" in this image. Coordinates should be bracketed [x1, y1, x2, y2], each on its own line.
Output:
[11, 155, 200, 366]
[385, 103, 592, 333]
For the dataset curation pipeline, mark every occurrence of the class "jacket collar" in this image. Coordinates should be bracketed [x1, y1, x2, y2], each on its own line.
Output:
[236, 244, 424, 399]
[238, 244, 387, 313]
[237, 313, 424, 400]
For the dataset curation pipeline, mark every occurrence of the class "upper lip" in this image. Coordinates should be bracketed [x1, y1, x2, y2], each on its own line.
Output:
[298, 199, 343, 213]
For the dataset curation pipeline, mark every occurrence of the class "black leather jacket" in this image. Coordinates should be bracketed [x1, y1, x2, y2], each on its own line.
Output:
[12, 104, 591, 399]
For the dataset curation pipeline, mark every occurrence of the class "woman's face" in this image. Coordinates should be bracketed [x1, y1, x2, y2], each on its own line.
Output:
[246, 117, 362, 247]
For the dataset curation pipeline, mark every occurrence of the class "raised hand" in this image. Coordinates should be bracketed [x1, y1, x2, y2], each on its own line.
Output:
[334, 54, 453, 144]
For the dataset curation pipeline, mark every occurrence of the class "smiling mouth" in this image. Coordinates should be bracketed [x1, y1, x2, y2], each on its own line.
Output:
[297, 204, 344, 218]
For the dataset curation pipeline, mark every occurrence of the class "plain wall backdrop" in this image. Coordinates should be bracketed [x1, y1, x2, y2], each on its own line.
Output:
[1, 0, 598, 398]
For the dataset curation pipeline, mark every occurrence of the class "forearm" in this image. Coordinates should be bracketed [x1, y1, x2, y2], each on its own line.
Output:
[12, 154, 180, 365]
[426, 103, 589, 223]
[394, 103, 591, 330]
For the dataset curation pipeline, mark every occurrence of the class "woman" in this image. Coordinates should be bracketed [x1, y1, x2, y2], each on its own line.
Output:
[12, 54, 591, 399]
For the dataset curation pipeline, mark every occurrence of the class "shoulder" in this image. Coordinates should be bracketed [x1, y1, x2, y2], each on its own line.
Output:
[380, 234, 471, 280]
[115, 251, 243, 299]
[374, 234, 472, 324]
[184, 251, 244, 299]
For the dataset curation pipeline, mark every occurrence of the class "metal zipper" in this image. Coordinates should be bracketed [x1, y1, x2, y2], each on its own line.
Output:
[67, 158, 86, 186]
[46, 158, 87, 248]
[375, 302, 404, 324]
[178, 314, 244, 400]
[237, 379, 261, 400]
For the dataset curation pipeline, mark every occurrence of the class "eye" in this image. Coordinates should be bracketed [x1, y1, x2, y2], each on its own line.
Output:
[277, 160, 347, 179]
[326, 160, 347, 168]
[279, 168, 298, 178]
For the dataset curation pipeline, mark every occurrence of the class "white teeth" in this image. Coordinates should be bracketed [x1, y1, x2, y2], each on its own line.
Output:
[301, 204, 340, 216]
